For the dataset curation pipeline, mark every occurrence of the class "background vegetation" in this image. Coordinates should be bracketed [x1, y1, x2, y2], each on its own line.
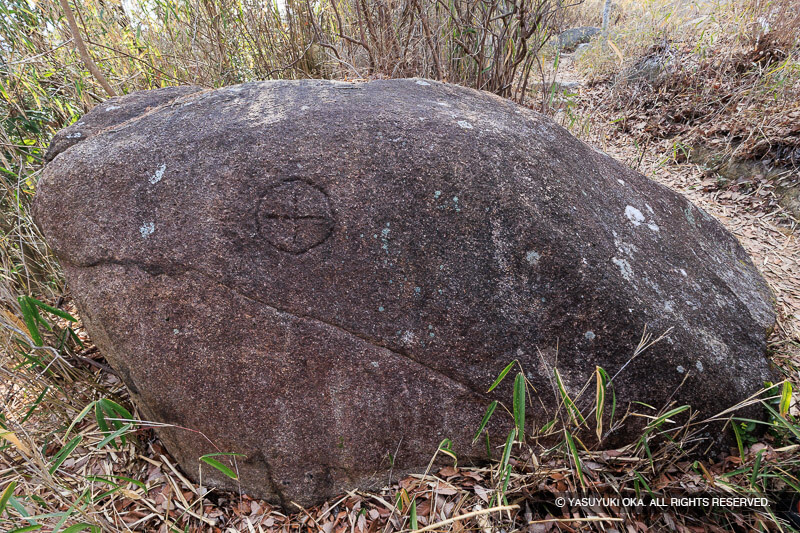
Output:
[1, 0, 798, 530]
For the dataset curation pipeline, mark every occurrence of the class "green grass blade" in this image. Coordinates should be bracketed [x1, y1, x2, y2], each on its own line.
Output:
[199, 453, 245, 480]
[96, 424, 133, 450]
[65, 401, 96, 438]
[750, 449, 763, 488]
[21, 387, 49, 424]
[0, 480, 17, 515]
[49, 436, 82, 475]
[18, 296, 43, 346]
[499, 429, 515, 477]
[513, 372, 525, 439]
[28, 297, 77, 322]
[487, 361, 515, 392]
[564, 429, 585, 489]
[763, 403, 800, 441]
[595, 366, 607, 440]
[472, 400, 497, 444]
[780, 381, 793, 417]
[555, 368, 585, 426]
[731, 421, 745, 462]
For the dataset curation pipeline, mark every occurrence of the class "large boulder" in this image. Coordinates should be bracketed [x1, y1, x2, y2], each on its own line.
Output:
[35, 79, 775, 507]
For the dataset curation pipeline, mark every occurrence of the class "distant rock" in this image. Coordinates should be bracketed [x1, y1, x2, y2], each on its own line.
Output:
[557, 26, 601, 52]
[536, 80, 580, 94]
[35, 79, 776, 507]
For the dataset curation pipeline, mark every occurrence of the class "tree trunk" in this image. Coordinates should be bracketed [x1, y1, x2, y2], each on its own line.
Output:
[602, 0, 612, 39]
[58, 0, 116, 97]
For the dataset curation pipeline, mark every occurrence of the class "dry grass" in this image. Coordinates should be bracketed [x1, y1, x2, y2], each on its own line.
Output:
[560, 0, 800, 174]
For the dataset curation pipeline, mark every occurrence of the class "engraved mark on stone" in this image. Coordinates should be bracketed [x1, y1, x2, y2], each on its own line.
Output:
[256, 179, 334, 254]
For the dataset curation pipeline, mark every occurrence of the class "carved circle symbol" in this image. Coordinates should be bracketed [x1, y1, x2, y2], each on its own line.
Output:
[257, 179, 334, 254]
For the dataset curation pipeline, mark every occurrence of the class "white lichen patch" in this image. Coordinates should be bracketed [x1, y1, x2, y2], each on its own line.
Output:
[625, 205, 645, 226]
[626, 205, 660, 232]
[695, 361, 704, 372]
[139, 222, 155, 239]
[105, 105, 121, 111]
[617, 242, 637, 257]
[526, 250, 541, 265]
[612, 257, 634, 281]
[415, 80, 431, 86]
[677, 365, 685, 374]
[65, 132, 82, 139]
[584, 331, 596, 340]
[301, 105, 310, 110]
[457, 120, 473, 129]
[437, 102, 451, 107]
[617, 179, 625, 185]
[149, 163, 166, 184]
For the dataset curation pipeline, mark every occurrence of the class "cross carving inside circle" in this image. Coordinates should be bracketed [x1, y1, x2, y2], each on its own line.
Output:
[257, 179, 335, 254]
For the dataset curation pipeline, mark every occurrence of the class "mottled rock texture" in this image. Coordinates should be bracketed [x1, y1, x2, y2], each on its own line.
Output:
[35, 79, 776, 507]
[44, 85, 203, 162]
[557, 26, 601, 52]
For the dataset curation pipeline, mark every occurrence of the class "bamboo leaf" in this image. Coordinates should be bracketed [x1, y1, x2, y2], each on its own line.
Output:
[199, 453, 244, 480]
[28, 297, 77, 322]
[555, 368, 585, 426]
[0, 481, 17, 515]
[487, 361, 515, 392]
[49, 436, 82, 474]
[595, 366, 607, 440]
[96, 424, 133, 450]
[65, 401, 96, 438]
[513, 372, 525, 439]
[499, 429, 515, 477]
[780, 381, 793, 417]
[18, 296, 43, 346]
[731, 421, 745, 462]
[564, 429, 585, 489]
[472, 400, 497, 444]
